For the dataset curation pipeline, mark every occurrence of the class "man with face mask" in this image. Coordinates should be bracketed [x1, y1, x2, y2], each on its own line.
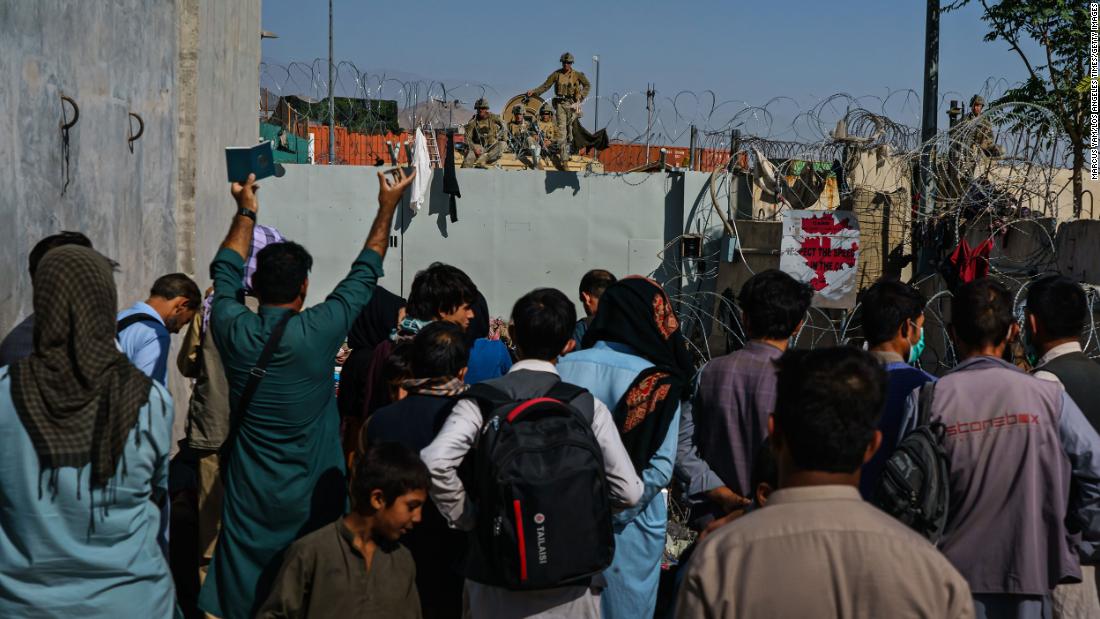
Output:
[856, 279, 936, 499]
[117, 273, 201, 385]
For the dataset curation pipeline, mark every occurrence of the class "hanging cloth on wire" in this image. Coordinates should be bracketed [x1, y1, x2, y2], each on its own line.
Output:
[443, 130, 461, 222]
[571, 119, 609, 152]
[948, 237, 993, 284]
[410, 128, 432, 212]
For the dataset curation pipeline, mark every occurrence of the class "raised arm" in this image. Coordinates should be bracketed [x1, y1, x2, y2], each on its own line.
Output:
[221, 173, 260, 260]
[365, 167, 416, 257]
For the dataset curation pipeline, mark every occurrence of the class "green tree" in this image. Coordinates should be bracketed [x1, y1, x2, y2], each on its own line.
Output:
[944, 0, 1091, 216]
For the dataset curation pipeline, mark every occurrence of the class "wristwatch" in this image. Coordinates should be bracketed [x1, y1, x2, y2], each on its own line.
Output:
[236, 206, 256, 221]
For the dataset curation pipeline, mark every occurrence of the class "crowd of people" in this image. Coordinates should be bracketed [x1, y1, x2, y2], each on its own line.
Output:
[1, 166, 1099, 619]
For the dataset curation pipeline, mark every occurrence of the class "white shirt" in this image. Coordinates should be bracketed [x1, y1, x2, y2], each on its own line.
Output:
[420, 359, 643, 619]
[1033, 342, 1084, 389]
[421, 358, 643, 530]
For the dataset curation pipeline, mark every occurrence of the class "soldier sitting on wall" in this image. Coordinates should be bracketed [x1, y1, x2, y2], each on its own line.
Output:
[507, 105, 539, 170]
[536, 105, 565, 170]
[964, 95, 1001, 158]
[526, 52, 590, 163]
[462, 98, 505, 169]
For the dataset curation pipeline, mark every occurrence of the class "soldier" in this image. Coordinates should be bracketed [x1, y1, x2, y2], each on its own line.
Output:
[536, 104, 564, 170]
[965, 95, 998, 156]
[526, 52, 590, 161]
[507, 104, 538, 169]
[462, 98, 505, 169]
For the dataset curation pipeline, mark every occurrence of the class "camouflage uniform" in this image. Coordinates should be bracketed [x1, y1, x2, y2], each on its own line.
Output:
[462, 103, 505, 168]
[536, 108, 564, 169]
[529, 53, 590, 159]
[965, 95, 998, 156]
[507, 110, 539, 169]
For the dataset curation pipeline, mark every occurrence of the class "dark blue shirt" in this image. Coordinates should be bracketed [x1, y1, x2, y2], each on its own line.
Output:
[464, 338, 512, 385]
[860, 359, 936, 500]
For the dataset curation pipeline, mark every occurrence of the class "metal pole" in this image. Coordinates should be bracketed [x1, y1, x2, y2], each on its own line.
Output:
[688, 124, 696, 170]
[645, 84, 654, 164]
[593, 55, 600, 131]
[916, 0, 938, 275]
[327, 0, 335, 165]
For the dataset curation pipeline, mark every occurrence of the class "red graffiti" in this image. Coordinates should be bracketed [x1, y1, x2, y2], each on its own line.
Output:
[797, 236, 858, 291]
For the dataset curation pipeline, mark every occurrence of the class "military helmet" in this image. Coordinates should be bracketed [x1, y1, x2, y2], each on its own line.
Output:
[512, 104, 523, 115]
[560, 52, 574, 63]
[475, 97, 489, 110]
[970, 94, 985, 106]
[539, 104, 554, 116]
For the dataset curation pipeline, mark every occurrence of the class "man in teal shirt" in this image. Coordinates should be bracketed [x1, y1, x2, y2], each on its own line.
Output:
[198, 168, 416, 619]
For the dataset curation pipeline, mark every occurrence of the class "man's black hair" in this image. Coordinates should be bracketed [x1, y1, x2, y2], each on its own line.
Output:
[738, 270, 813, 340]
[351, 442, 429, 513]
[1027, 275, 1087, 341]
[952, 278, 1014, 349]
[405, 263, 478, 321]
[411, 321, 469, 378]
[860, 279, 926, 346]
[252, 241, 313, 305]
[28, 231, 93, 277]
[511, 288, 576, 360]
[773, 347, 886, 474]
[150, 273, 202, 309]
[382, 342, 414, 386]
[579, 269, 617, 300]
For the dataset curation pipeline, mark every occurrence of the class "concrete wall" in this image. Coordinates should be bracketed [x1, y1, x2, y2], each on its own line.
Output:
[257, 166, 692, 320]
[0, 0, 180, 329]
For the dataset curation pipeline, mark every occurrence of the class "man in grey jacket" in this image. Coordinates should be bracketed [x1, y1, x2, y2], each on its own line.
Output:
[899, 279, 1100, 618]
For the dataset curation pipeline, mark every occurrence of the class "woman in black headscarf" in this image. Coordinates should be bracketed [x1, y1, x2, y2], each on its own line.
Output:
[338, 286, 406, 420]
[557, 276, 695, 619]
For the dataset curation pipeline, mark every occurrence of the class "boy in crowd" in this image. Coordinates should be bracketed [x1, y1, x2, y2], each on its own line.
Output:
[257, 442, 428, 619]
[422, 288, 642, 618]
[573, 269, 616, 349]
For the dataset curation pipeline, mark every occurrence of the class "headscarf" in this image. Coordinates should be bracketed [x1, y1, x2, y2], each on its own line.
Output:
[9, 246, 153, 491]
[348, 286, 406, 350]
[338, 286, 406, 419]
[400, 376, 469, 397]
[201, 224, 285, 334]
[581, 277, 694, 474]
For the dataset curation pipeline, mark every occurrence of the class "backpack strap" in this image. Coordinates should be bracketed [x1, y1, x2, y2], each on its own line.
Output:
[236, 312, 294, 417]
[545, 381, 594, 424]
[117, 313, 163, 334]
[464, 383, 514, 421]
[917, 381, 937, 427]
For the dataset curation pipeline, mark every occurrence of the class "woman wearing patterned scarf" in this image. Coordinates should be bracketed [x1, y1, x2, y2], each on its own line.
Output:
[558, 276, 694, 619]
[0, 245, 175, 617]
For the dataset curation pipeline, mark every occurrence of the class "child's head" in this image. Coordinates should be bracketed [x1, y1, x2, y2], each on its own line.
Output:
[382, 343, 414, 402]
[350, 442, 430, 541]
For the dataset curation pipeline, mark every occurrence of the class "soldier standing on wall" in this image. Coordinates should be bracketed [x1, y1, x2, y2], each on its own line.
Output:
[526, 52, 590, 162]
[462, 98, 505, 169]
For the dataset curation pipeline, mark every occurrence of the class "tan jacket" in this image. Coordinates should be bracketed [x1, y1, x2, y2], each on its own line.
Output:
[676, 486, 975, 619]
[464, 114, 505, 147]
[530, 69, 590, 101]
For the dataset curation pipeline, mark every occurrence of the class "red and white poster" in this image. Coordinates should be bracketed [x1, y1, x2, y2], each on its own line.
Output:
[779, 210, 860, 309]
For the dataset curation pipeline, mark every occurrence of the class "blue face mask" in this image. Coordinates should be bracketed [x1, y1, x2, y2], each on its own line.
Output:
[908, 324, 926, 365]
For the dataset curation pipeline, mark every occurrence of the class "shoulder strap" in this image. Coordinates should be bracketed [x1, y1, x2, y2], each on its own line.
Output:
[464, 383, 513, 420]
[546, 381, 593, 424]
[235, 312, 294, 416]
[117, 313, 162, 334]
[917, 381, 937, 427]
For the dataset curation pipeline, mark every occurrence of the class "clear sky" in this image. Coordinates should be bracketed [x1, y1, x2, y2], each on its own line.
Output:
[260, 1, 1038, 141]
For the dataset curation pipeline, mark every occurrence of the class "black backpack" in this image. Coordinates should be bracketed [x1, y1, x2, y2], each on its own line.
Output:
[461, 381, 614, 590]
[874, 383, 950, 543]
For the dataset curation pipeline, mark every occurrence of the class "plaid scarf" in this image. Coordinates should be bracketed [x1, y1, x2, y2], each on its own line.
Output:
[400, 376, 469, 397]
[9, 246, 152, 491]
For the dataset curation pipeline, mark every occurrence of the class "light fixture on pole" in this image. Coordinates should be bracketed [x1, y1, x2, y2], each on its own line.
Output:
[592, 55, 600, 131]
